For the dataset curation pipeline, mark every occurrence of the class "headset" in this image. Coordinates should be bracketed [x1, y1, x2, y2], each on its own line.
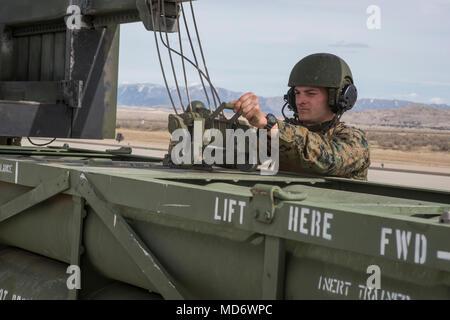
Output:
[282, 78, 358, 121]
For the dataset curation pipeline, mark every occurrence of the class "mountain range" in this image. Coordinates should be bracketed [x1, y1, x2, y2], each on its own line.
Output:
[117, 83, 450, 116]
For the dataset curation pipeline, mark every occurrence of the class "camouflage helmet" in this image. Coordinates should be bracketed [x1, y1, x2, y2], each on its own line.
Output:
[287, 53, 357, 113]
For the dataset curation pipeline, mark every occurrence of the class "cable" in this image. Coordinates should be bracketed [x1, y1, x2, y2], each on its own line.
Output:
[27, 137, 56, 146]
[176, 4, 192, 110]
[157, 29, 222, 107]
[148, 0, 222, 113]
[189, 0, 219, 109]
[180, 2, 211, 110]
[281, 102, 289, 121]
[146, 0, 178, 114]
[160, 0, 185, 111]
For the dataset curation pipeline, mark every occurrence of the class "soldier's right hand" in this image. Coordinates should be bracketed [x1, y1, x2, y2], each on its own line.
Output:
[231, 92, 267, 128]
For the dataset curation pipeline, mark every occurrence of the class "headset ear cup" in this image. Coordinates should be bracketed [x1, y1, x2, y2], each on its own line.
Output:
[338, 84, 357, 112]
[287, 87, 296, 111]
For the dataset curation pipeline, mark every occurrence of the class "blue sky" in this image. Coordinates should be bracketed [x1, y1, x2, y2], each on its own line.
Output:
[118, 0, 450, 104]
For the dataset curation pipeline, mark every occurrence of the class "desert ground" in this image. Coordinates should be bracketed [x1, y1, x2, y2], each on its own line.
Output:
[26, 105, 450, 190]
[115, 106, 450, 167]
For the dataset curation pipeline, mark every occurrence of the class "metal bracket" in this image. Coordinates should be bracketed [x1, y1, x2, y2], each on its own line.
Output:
[250, 184, 307, 224]
[59, 80, 84, 109]
[76, 173, 185, 300]
[440, 211, 450, 224]
[0, 171, 70, 224]
[207, 102, 240, 124]
[262, 236, 285, 299]
[136, 0, 179, 32]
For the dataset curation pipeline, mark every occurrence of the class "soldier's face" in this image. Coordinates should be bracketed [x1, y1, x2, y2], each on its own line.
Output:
[294, 86, 335, 125]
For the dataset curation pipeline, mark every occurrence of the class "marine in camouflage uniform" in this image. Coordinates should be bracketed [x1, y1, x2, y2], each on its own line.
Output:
[234, 53, 370, 180]
[277, 120, 370, 180]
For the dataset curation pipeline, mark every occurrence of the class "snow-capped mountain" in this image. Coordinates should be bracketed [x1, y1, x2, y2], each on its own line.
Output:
[117, 83, 450, 115]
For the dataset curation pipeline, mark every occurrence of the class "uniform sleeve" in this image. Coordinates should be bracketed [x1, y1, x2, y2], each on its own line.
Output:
[276, 120, 370, 180]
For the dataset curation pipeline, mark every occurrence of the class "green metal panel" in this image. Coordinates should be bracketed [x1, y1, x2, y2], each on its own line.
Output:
[40, 33, 54, 81]
[0, 28, 15, 81]
[15, 36, 29, 81]
[0, 81, 60, 103]
[0, 246, 163, 300]
[0, 151, 448, 299]
[77, 174, 185, 299]
[0, 0, 70, 26]
[28, 35, 41, 81]
[0, 247, 69, 300]
[53, 32, 66, 80]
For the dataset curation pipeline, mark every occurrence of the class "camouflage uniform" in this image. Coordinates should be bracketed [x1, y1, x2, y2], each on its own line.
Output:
[277, 120, 370, 180]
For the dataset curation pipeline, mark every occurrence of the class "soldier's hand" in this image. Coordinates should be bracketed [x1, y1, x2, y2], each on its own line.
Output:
[232, 92, 267, 128]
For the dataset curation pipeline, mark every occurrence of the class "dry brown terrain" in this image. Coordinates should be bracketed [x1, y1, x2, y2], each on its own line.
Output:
[365, 130, 450, 169]
[341, 105, 450, 131]
[116, 105, 450, 169]
[117, 128, 170, 147]
[117, 105, 172, 131]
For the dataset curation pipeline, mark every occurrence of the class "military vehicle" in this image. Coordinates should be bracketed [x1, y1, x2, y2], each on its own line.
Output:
[0, 0, 449, 300]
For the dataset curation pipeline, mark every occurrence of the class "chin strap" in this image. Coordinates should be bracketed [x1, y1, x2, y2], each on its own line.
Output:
[282, 103, 343, 134]
[282, 102, 300, 125]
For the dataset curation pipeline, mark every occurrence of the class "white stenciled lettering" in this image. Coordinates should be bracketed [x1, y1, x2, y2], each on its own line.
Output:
[288, 206, 298, 232]
[0, 163, 13, 173]
[214, 197, 221, 221]
[311, 210, 321, 237]
[0, 288, 29, 300]
[287, 206, 334, 240]
[223, 198, 228, 222]
[213, 197, 246, 225]
[317, 276, 351, 297]
[300, 208, 309, 235]
[358, 284, 411, 300]
[380, 228, 392, 256]
[323, 212, 333, 240]
[0, 288, 9, 300]
[228, 199, 236, 223]
[396, 229, 412, 260]
[238, 201, 246, 224]
[379, 227, 427, 264]
[414, 233, 427, 264]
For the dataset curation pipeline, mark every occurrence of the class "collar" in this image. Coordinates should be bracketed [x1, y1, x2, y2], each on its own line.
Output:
[287, 114, 341, 134]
